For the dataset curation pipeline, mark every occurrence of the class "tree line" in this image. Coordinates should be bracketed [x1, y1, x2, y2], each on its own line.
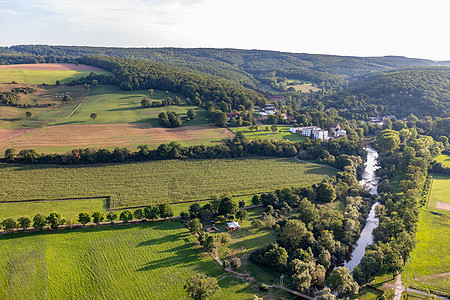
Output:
[0, 203, 174, 233]
[3, 133, 365, 172]
[352, 129, 444, 286]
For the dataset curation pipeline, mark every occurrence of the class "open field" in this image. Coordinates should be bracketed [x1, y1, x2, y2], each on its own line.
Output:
[429, 174, 450, 209]
[0, 84, 90, 129]
[0, 220, 275, 299]
[435, 154, 450, 167]
[0, 198, 108, 222]
[288, 83, 321, 93]
[54, 85, 209, 127]
[0, 124, 233, 153]
[402, 209, 450, 292]
[0, 157, 336, 210]
[231, 125, 307, 142]
[0, 63, 109, 85]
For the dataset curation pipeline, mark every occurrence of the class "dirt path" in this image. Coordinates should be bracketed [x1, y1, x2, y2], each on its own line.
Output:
[394, 274, 406, 300]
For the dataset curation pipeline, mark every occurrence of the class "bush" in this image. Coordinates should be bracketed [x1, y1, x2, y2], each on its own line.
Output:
[259, 285, 269, 292]
[230, 257, 242, 270]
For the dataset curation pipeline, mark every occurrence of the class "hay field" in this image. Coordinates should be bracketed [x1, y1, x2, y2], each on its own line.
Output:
[231, 125, 307, 142]
[0, 157, 336, 209]
[0, 124, 233, 153]
[429, 174, 450, 209]
[435, 154, 450, 167]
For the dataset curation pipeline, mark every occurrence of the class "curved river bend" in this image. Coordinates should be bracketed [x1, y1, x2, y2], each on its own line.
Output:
[343, 146, 380, 270]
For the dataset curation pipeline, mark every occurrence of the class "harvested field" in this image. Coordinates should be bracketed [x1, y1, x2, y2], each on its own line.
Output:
[289, 84, 321, 93]
[0, 124, 234, 153]
[0, 63, 105, 71]
[436, 202, 450, 211]
[0, 128, 34, 142]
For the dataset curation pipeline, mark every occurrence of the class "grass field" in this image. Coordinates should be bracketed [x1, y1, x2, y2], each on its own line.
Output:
[435, 154, 450, 167]
[0, 85, 89, 129]
[428, 174, 450, 209]
[402, 209, 450, 292]
[54, 85, 209, 127]
[0, 220, 275, 299]
[0, 69, 110, 85]
[231, 125, 307, 142]
[0, 157, 336, 210]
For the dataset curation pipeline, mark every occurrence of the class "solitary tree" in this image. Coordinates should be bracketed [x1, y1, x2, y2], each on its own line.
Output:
[90, 113, 98, 120]
[187, 108, 196, 119]
[235, 209, 248, 223]
[4, 148, 15, 161]
[158, 203, 174, 219]
[184, 274, 219, 300]
[25, 111, 32, 119]
[62, 95, 72, 102]
[148, 89, 154, 97]
[78, 212, 91, 226]
[189, 203, 202, 217]
[218, 197, 238, 216]
[92, 211, 104, 225]
[17, 216, 31, 231]
[106, 211, 117, 224]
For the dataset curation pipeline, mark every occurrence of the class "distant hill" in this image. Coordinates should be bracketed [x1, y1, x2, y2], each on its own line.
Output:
[327, 67, 450, 118]
[0, 45, 441, 88]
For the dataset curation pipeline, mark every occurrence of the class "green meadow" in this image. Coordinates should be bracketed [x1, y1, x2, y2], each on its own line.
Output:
[0, 69, 110, 85]
[429, 174, 450, 208]
[0, 157, 336, 210]
[0, 221, 276, 299]
[402, 209, 450, 293]
[54, 85, 209, 127]
[231, 125, 307, 142]
[435, 153, 450, 167]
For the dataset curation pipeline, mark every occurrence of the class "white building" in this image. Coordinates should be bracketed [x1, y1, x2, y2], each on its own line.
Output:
[289, 126, 329, 140]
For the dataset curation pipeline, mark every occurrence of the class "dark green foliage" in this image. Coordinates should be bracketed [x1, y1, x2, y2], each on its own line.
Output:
[78, 212, 91, 225]
[158, 203, 173, 219]
[218, 197, 238, 216]
[144, 205, 160, 220]
[325, 267, 359, 298]
[184, 274, 219, 300]
[133, 209, 144, 220]
[17, 216, 31, 230]
[1, 218, 17, 231]
[106, 211, 117, 224]
[158, 111, 182, 128]
[33, 214, 47, 231]
[119, 210, 133, 223]
[188, 218, 203, 233]
[47, 212, 65, 230]
[92, 211, 104, 225]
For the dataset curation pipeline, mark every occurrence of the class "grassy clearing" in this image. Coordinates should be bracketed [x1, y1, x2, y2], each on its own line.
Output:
[402, 209, 450, 292]
[0, 157, 335, 210]
[0, 85, 89, 129]
[54, 85, 209, 127]
[0, 69, 110, 85]
[0, 220, 271, 299]
[429, 174, 450, 208]
[435, 154, 450, 167]
[231, 125, 307, 142]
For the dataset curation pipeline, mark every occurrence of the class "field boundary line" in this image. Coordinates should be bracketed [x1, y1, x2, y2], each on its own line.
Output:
[426, 175, 434, 209]
[48, 86, 91, 125]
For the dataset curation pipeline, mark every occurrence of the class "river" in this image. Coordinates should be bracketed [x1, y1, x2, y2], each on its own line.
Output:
[343, 146, 380, 270]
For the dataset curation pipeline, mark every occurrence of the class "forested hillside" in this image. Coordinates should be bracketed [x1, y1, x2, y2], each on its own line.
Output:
[0, 45, 440, 88]
[325, 68, 450, 118]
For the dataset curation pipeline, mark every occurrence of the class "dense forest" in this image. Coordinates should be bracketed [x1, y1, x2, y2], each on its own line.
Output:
[324, 68, 450, 118]
[0, 45, 443, 89]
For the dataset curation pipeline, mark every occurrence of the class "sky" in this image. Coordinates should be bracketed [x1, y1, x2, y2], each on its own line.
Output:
[0, 0, 449, 61]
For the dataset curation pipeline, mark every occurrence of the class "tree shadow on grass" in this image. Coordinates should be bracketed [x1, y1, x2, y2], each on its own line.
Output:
[136, 243, 202, 272]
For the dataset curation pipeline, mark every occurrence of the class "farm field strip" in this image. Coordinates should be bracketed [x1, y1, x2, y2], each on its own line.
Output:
[429, 174, 450, 209]
[231, 125, 307, 142]
[0, 157, 335, 210]
[0, 123, 233, 154]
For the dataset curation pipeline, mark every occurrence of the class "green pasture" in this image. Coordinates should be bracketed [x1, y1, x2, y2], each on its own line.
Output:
[0, 198, 108, 222]
[402, 209, 450, 292]
[54, 85, 209, 127]
[429, 174, 450, 208]
[0, 221, 270, 299]
[0, 69, 110, 85]
[231, 125, 307, 142]
[435, 154, 450, 167]
[0, 157, 335, 210]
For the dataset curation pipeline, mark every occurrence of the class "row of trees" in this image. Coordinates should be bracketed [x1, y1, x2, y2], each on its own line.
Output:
[3, 132, 364, 170]
[141, 96, 182, 108]
[158, 111, 183, 128]
[0, 203, 174, 233]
